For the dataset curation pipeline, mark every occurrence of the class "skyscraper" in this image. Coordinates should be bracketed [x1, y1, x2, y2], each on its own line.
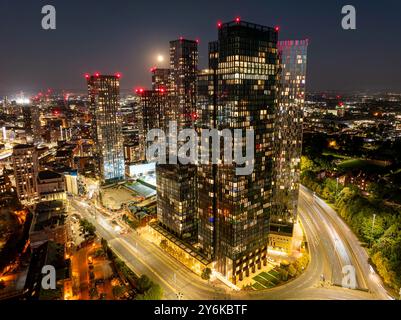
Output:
[138, 88, 169, 161]
[168, 38, 198, 129]
[196, 43, 219, 260]
[197, 20, 280, 284]
[270, 39, 308, 252]
[12, 144, 39, 204]
[87, 74, 125, 185]
[139, 89, 168, 138]
[156, 38, 199, 242]
[22, 105, 41, 144]
[151, 68, 171, 91]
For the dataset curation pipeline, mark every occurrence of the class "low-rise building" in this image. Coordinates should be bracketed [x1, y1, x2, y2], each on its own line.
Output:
[24, 241, 71, 300]
[37, 170, 66, 202]
[29, 200, 68, 249]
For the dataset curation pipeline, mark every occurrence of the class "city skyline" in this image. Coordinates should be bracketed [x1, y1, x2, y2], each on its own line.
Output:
[1, 0, 401, 96]
[1, 2, 401, 304]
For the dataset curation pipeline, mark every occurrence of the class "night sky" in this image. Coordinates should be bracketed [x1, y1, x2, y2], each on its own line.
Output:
[1, 0, 401, 96]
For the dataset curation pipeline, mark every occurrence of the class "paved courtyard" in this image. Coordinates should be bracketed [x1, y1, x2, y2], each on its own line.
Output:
[101, 186, 137, 210]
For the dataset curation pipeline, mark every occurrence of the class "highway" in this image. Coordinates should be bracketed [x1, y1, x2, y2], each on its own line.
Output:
[69, 185, 394, 300]
[299, 186, 392, 300]
[242, 186, 391, 300]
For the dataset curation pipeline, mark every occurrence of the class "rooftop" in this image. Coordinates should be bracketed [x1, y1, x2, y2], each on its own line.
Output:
[221, 19, 276, 33]
[13, 144, 34, 150]
[38, 170, 62, 181]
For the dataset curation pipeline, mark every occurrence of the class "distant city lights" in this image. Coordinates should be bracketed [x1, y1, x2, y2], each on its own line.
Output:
[15, 98, 30, 105]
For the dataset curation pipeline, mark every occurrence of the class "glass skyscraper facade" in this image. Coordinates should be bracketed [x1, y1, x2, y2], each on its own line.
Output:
[270, 40, 308, 251]
[156, 39, 199, 242]
[87, 74, 125, 185]
[151, 68, 171, 91]
[197, 20, 280, 283]
[138, 88, 169, 162]
[149, 23, 308, 284]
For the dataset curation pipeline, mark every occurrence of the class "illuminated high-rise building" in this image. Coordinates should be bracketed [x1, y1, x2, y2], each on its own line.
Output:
[168, 38, 198, 129]
[87, 74, 125, 185]
[196, 43, 218, 259]
[197, 20, 280, 284]
[23, 105, 41, 144]
[12, 144, 39, 204]
[269, 39, 308, 252]
[138, 89, 168, 137]
[156, 38, 199, 242]
[121, 101, 144, 164]
[137, 88, 169, 161]
[151, 68, 171, 91]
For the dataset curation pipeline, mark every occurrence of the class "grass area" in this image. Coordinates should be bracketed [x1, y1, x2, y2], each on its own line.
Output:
[252, 270, 282, 290]
[252, 275, 275, 289]
[251, 282, 265, 290]
[337, 159, 390, 174]
[338, 159, 370, 169]
[268, 269, 280, 278]
[259, 272, 280, 284]
[322, 151, 351, 160]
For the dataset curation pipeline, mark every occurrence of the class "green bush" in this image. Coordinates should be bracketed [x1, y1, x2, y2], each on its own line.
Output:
[201, 268, 212, 280]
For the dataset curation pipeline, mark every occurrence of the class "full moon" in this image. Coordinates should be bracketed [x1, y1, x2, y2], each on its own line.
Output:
[157, 54, 164, 62]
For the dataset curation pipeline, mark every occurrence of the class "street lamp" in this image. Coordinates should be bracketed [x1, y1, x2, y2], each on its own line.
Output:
[371, 214, 376, 246]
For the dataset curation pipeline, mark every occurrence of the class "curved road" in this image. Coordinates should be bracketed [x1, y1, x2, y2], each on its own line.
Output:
[70, 186, 393, 300]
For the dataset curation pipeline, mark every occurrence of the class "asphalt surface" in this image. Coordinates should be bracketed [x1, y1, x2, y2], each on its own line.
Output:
[69, 187, 394, 300]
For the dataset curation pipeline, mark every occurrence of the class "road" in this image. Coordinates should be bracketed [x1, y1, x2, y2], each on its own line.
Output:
[70, 200, 230, 300]
[69, 187, 393, 300]
[298, 186, 392, 300]
[71, 245, 91, 300]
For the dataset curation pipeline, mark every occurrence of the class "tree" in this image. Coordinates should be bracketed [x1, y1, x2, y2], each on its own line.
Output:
[201, 268, 212, 281]
[160, 239, 168, 250]
[101, 238, 108, 251]
[112, 285, 127, 298]
[303, 133, 328, 159]
[301, 156, 314, 172]
[136, 283, 163, 300]
[79, 219, 96, 238]
[278, 268, 288, 281]
[288, 264, 297, 278]
[93, 248, 105, 258]
[136, 275, 152, 293]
